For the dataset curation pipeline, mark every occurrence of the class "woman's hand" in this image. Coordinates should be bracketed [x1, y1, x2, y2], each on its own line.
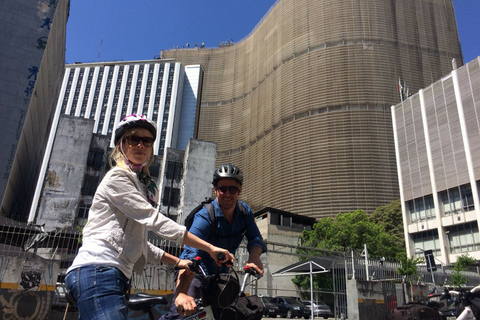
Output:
[209, 248, 234, 266]
[176, 259, 193, 274]
[175, 293, 197, 316]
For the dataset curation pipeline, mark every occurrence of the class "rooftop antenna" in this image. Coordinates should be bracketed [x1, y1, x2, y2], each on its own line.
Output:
[97, 37, 103, 61]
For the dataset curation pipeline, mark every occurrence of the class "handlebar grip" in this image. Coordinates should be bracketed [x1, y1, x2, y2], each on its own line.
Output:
[217, 252, 233, 266]
[188, 256, 203, 273]
[244, 265, 259, 277]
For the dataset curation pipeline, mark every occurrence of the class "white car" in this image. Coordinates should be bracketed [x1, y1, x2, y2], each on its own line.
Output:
[302, 301, 333, 319]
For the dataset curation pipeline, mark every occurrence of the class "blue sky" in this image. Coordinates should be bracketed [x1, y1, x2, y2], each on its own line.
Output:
[65, 0, 479, 64]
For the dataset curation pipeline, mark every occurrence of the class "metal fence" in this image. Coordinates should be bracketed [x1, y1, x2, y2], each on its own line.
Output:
[1, 216, 480, 320]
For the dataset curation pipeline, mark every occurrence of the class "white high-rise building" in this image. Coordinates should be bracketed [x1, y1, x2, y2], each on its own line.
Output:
[392, 57, 480, 265]
[28, 60, 203, 223]
[57, 60, 202, 154]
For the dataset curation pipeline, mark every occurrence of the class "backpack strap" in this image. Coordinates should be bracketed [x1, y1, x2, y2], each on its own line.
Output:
[205, 201, 249, 239]
[204, 202, 217, 239]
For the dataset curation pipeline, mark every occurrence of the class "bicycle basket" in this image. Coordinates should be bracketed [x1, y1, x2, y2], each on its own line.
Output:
[219, 295, 264, 320]
[207, 273, 240, 308]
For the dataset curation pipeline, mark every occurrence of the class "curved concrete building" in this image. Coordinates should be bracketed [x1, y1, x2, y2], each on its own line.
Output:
[162, 0, 462, 218]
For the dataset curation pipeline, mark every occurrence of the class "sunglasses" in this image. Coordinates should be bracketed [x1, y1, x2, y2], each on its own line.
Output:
[216, 185, 239, 194]
[125, 135, 155, 147]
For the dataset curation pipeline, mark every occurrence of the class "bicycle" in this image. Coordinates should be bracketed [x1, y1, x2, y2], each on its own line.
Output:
[127, 254, 262, 320]
[434, 285, 480, 320]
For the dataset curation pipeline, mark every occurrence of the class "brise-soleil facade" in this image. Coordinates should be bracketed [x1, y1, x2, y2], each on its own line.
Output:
[161, 0, 462, 218]
[392, 57, 480, 265]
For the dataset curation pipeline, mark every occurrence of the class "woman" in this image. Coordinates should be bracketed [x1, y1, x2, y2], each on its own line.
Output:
[65, 114, 233, 320]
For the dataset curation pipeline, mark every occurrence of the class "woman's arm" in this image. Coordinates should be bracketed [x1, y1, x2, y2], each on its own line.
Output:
[182, 231, 234, 264]
[160, 252, 192, 270]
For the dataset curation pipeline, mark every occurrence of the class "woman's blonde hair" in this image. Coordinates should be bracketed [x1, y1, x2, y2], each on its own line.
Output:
[108, 128, 154, 175]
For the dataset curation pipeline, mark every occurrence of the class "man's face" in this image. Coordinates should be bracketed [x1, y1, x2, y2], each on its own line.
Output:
[215, 178, 242, 211]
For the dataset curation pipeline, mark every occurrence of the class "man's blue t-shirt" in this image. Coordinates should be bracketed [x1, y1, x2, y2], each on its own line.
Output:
[180, 198, 267, 274]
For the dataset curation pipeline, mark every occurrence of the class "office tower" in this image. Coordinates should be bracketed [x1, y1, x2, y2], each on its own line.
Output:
[56, 61, 201, 154]
[28, 60, 203, 224]
[0, 0, 69, 222]
[161, 0, 462, 218]
[392, 57, 480, 264]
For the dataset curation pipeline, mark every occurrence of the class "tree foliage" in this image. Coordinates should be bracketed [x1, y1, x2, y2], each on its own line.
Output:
[294, 201, 405, 294]
[396, 252, 421, 279]
[450, 254, 476, 287]
[369, 199, 405, 250]
[299, 208, 402, 259]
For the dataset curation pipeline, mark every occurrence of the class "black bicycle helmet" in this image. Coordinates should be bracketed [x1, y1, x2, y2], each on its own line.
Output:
[114, 114, 157, 145]
[213, 164, 243, 186]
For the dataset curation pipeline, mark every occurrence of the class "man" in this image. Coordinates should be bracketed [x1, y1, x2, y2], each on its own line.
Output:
[163, 163, 267, 319]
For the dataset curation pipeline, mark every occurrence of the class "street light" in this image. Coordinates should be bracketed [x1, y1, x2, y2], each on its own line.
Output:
[415, 248, 444, 286]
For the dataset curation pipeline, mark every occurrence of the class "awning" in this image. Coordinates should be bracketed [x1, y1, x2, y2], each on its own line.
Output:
[272, 257, 342, 320]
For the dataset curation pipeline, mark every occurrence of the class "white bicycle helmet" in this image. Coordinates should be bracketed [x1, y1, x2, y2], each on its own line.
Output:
[213, 164, 243, 186]
[114, 114, 157, 145]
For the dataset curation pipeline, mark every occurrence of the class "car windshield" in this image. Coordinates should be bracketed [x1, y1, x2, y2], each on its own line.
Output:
[262, 297, 272, 303]
[284, 297, 301, 305]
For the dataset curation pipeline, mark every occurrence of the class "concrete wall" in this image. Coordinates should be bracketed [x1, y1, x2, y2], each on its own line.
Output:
[0, 0, 69, 222]
[254, 212, 306, 297]
[347, 279, 434, 320]
[180, 139, 217, 223]
[0, 254, 60, 319]
[36, 116, 94, 231]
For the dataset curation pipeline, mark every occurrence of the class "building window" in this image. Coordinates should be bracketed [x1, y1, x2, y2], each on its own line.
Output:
[270, 212, 293, 227]
[461, 184, 474, 211]
[440, 184, 474, 215]
[166, 161, 183, 180]
[162, 187, 180, 207]
[149, 163, 160, 178]
[412, 229, 440, 258]
[77, 204, 91, 219]
[81, 175, 99, 196]
[447, 222, 480, 254]
[407, 195, 435, 223]
[87, 149, 104, 170]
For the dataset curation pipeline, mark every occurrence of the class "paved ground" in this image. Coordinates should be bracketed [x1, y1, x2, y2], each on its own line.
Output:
[267, 317, 337, 320]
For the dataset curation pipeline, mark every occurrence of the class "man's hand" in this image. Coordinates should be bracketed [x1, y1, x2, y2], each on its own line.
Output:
[245, 262, 264, 278]
[175, 293, 197, 316]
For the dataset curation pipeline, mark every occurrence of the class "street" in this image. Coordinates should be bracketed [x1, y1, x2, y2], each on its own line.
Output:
[265, 317, 337, 320]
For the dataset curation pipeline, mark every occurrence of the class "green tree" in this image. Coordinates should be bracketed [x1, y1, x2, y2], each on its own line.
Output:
[294, 207, 406, 296]
[369, 199, 405, 250]
[299, 209, 402, 259]
[396, 252, 421, 280]
[450, 254, 476, 287]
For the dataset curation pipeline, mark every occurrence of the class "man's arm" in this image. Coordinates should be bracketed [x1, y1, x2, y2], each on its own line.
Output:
[246, 245, 264, 277]
[174, 269, 197, 316]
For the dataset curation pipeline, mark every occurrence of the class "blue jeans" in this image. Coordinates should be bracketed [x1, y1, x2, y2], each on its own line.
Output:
[65, 265, 130, 320]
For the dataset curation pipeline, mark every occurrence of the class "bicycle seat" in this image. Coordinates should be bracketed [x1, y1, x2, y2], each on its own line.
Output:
[127, 293, 168, 311]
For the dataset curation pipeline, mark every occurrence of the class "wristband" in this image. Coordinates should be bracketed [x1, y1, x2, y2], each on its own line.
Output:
[175, 258, 181, 267]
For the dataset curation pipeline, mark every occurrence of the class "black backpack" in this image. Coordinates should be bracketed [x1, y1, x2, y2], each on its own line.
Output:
[184, 198, 247, 239]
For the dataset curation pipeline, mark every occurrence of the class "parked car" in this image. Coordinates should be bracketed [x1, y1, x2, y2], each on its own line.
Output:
[302, 300, 334, 319]
[261, 296, 281, 317]
[270, 296, 310, 318]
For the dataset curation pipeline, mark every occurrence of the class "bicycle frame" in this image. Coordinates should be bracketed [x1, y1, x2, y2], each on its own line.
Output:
[183, 264, 258, 320]
[439, 285, 480, 320]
